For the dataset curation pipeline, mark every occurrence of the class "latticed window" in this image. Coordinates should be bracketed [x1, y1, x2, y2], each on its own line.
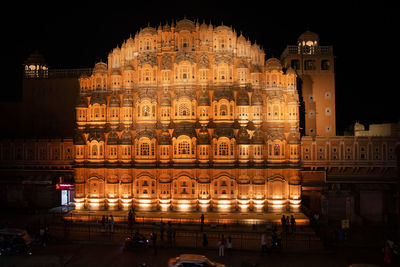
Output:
[142, 105, 150, 117]
[219, 142, 229, 156]
[179, 103, 190, 116]
[140, 143, 150, 156]
[178, 140, 190, 155]
[274, 144, 280, 156]
[220, 104, 227, 116]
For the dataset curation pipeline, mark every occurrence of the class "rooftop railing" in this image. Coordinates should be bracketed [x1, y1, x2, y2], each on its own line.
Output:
[281, 45, 333, 58]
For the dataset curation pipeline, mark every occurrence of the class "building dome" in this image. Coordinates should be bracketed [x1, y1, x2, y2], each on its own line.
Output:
[160, 92, 171, 106]
[198, 127, 210, 144]
[107, 131, 119, 145]
[298, 30, 319, 44]
[286, 67, 296, 75]
[124, 64, 134, 71]
[120, 129, 132, 145]
[76, 95, 88, 108]
[74, 132, 86, 145]
[90, 93, 107, 105]
[111, 69, 121, 76]
[265, 58, 282, 72]
[236, 127, 250, 144]
[175, 18, 196, 32]
[252, 128, 265, 144]
[251, 92, 263, 106]
[122, 94, 133, 107]
[198, 90, 210, 106]
[159, 129, 171, 145]
[88, 129, 105, 142]
[93, 62, 108, 74]
[109, 93, 120, 107]
[236, 89, 249, 106]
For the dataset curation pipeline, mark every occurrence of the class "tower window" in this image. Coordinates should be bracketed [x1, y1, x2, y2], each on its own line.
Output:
[321, 60, 331, 70]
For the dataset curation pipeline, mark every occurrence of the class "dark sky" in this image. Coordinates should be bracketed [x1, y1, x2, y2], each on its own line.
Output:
[6, 1, 399, 134]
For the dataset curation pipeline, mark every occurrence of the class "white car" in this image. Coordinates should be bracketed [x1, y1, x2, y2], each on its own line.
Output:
[168, 254, 225, 267]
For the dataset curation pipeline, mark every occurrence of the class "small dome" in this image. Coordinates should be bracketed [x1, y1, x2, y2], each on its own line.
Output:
[120, 129, 132, 145]
[122, 94, 133, 107]
[265, 58, 282, 72]
[252, 128, 264, 144]
[93, 62, 108, 74]
[237, 60, 248, 69]
[109, 93, 120, 107]
[90, 93, 107, 105]
[250, 64, 262, 73]
[159, 130, 171, 145]
[298, 30, 319, 43]
[198, 90, 210, 106]
[76, 95, 88, 108]
[286, 67, 296, 75]
[175, 18, 196, 32]
[73, 132, 86, 145]
[88, 129, 105, 142]
[198, 127, 210, 145]
[236, 89, 249, 106]
[251, 92, 263, 106]
[111, 69, 121, 76]
[236, 127, 250, 144]
[107, 131, 119, 145]
[124, 65, 134, 71]
[160, 92, 171, 106]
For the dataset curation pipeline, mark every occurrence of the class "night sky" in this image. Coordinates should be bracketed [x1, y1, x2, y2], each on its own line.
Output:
[6, 1, 399, 134]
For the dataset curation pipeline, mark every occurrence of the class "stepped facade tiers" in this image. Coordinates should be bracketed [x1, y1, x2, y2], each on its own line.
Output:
[74, 19, 302, 212]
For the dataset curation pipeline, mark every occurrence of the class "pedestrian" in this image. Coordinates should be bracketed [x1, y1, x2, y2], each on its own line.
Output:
[167, 228, 172, 247]
[290, 215, 296, 233]
[285, 216, 290, 233]
[200, 213, 204, 232]
[101, 215, 106, 232]
[261, 233, 267, 255]
[202, 233, 208, 247]
[227, 235, 232, 251]
[128, 211, 132, 230]
[105, 215, 109, 231]
[218, 234, 226, 256]
[151, 231, 157, 255]
[110, 215, 114, 233]
[172, 228, 176, 246]
[281, 214, 286, 231]
[384, 241, 392, 264]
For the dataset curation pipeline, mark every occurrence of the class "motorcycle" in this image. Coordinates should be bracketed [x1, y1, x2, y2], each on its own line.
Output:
[124, 233, 149, 251]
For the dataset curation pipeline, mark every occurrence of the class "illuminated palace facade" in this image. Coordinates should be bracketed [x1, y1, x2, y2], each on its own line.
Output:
[73, 19, 303, 212]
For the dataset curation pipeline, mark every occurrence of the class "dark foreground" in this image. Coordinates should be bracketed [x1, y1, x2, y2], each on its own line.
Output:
[0, 240, 387, 267]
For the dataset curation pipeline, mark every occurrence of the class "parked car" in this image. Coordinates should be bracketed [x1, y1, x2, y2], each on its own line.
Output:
[0, 228, 32, 256]
[168, 254, 225, 267]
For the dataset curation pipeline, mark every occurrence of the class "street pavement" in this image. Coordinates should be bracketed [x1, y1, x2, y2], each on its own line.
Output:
[0, 240, 386, 267]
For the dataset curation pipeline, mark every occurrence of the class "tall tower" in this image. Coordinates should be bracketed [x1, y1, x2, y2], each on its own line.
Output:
[281, 31, 336, 136]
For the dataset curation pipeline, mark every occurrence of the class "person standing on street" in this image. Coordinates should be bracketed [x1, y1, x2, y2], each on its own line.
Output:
[200, 213, 205, 232]
[290, 215, 296, 233]
[110, 215, 114, 233]
[261, 233, 267, 255]
[218, 234, 226, 256]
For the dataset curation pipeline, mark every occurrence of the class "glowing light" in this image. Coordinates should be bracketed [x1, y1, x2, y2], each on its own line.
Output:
[107, 198, 118, 203]
[75, 202, 84, 209]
